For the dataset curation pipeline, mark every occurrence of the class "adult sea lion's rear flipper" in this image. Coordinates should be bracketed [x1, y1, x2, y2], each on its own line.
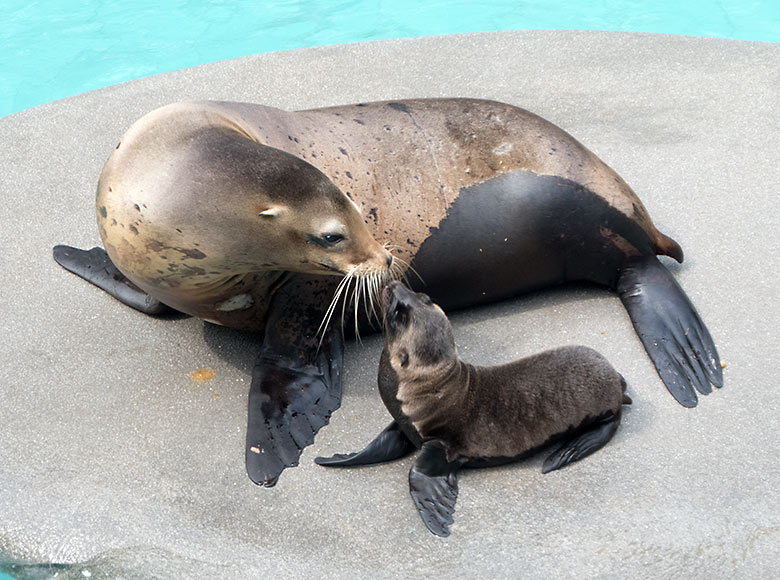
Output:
[246, 275, 344, 487]
[408, 441, 463, 537]
[52, 245, 167, 315]
[315, 421, 416, 467]
[542, 412, 621, 474]
[617, 255, 723, 407]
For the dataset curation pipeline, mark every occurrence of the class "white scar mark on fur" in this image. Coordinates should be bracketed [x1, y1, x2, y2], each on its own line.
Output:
[216, 294, 254, 311]
[492, 142, 513, 156]
[395, 383, 423, 434]
[400, 107, 447, 212]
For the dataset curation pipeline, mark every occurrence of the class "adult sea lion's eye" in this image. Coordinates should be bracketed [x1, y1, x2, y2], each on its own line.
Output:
[321, 233, 344, 245]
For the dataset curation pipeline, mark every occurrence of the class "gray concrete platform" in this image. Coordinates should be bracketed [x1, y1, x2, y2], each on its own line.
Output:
[1, 31, 779, 579]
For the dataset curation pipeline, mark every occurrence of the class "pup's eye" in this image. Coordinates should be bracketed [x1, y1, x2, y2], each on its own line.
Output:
[321, 233, 344, 245]
[419, 294, 433, 306]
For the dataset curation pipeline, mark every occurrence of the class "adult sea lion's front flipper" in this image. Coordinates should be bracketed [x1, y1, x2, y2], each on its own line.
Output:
[408, 441, 464, 537]
[52, 245, 167, 315]
[617, 255, 723, 407]
[246, 275, 344, 487]
[315, 421, 417, 467]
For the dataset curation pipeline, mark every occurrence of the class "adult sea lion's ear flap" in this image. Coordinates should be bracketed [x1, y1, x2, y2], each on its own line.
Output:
[315, 421, 416, 467]
[257, 206, 283, 217]
[408, 441, 462, 537]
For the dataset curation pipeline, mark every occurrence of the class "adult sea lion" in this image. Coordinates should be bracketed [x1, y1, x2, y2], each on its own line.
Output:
[52, 98, 721, 486]
[317, 281, 632, 537]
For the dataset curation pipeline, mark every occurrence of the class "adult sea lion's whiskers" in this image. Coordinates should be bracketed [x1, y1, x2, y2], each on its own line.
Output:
[359, 274, 375, 332]
[340, 273, 357, 334]
[390, 254, 423, 288]
[364, 271, 382, 324]
[353, 274, 362, 342]
[317, 267, 356, 345]
[352, 267, 393, 342]
[317, 248, 404, 344]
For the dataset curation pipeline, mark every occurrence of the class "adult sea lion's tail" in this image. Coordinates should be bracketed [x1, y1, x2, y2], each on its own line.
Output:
[617, 255, 723, 407]
[653, 231, 685, 263]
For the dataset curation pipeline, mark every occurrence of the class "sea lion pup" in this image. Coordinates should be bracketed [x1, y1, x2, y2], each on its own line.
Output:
[52, 98, 718, 487]
[316, 281, 632, 537]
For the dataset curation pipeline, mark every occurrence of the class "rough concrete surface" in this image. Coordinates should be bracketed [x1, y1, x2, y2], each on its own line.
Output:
[1, 31, 778, 579]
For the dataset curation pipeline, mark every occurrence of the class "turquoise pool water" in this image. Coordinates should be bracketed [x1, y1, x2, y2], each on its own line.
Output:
[2, 0, 779, 118]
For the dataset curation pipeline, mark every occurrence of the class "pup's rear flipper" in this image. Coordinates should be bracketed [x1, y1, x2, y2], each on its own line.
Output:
[542, 412, 620, 473]
[52, 245, 166, 315]
[617, 255, 722, 407]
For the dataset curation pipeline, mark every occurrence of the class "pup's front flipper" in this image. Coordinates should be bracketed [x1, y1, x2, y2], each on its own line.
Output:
[541, 412, 621, 474]
[409, 441, 464, 537]
[315, 421, 416, 467]
[53, 245, 167, 315]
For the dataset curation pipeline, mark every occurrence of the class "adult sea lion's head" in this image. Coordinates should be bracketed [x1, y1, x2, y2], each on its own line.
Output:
[98, 128, 395, 287]
[218, 142, 394, 278]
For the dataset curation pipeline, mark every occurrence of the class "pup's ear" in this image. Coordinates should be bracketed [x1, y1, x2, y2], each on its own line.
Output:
[399, 349, 410, 368]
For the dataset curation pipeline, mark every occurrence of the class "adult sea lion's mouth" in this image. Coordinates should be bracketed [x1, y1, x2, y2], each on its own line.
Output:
[317, 262, 343, 274]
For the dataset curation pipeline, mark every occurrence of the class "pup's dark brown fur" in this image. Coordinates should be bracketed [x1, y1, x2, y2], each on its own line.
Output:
[318, 281, 631, 536]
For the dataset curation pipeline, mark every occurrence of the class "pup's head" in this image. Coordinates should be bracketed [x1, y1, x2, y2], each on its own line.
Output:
[382, 281, 457, 376]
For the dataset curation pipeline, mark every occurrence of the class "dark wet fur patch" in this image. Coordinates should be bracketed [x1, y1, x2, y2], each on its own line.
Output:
[409, 169, 654, 310]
